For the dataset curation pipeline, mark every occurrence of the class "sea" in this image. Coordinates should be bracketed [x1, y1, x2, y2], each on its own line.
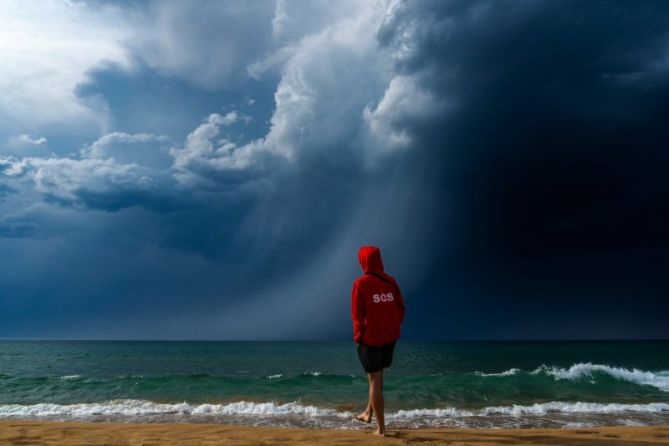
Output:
[0, 340, 668, 429]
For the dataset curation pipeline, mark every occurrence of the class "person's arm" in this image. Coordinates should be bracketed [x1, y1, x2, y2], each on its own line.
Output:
[351, 281, 365, 344]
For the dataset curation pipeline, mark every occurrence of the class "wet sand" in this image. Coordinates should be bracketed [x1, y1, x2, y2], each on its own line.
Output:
[1, 420, 668, 445]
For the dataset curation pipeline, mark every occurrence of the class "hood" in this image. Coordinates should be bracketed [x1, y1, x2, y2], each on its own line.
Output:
[358, 246, 384, 274]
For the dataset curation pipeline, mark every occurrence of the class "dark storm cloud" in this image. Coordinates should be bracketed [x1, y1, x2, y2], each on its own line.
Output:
[374, 0, 669, 339]
[1, 0, 668, 339]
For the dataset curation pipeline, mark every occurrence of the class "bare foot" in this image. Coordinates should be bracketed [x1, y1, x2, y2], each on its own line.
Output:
[372, 428, 386, 437]
[355, 412, 372, 423]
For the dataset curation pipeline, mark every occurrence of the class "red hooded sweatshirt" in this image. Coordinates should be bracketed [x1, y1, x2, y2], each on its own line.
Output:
[351, 246, 405, 346]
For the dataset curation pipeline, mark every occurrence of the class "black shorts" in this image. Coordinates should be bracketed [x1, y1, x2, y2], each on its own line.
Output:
[357, 341, 396, 373]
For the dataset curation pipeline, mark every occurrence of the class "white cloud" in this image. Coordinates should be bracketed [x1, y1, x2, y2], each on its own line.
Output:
[32, 157, 151, 203]
[170, 112, 256, 186]
[182, 112, 237, 153]
[1, 110, 250, 209]
[85, 132, 169, 156]
[169, 1, 435, 186]
[0, 154, 156, 208]
[130, 1, 374, 89]
[0, 132, 171, 205]
[244, 1, 399, 166]
[168, 1, 393, 187]
[81, 132, 171, 168]
[271, 0, 361, 42]
[0, 156, 30, 177]
[129, 1, 275, 89]
[0, 1, 135, 131]
[17, 134, 47, 145]
[363, 74, 444, 150]
[246, 46, 296, 81]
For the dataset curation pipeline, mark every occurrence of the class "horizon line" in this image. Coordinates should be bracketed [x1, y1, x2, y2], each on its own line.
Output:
[0, 337, 667, 342]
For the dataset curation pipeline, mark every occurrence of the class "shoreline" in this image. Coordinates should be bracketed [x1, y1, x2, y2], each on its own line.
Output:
[1, 420, 668, 445]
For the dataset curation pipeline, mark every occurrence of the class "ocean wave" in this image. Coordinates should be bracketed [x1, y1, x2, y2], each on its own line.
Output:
[389, 402, 669, 419]
[474, 363, 669, 392]
[537, 363, 669, 392]
[0, 400, 352, 419]
[479, 401, 669, 416]
[1, 399, 667, 421]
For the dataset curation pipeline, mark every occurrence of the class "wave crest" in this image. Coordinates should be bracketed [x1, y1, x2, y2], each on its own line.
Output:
[476, 363, 669, 392]
[537, 363, 669, 392]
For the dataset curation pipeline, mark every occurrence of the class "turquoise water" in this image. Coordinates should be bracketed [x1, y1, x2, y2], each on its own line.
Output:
[0, 340, 668, 428]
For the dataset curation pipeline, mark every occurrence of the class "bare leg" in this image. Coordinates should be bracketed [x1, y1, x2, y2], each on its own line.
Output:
[369, 370, 385, 436]
[355, 374, 374, 423]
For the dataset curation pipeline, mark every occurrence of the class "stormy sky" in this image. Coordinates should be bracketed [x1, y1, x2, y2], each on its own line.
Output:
[1, 0, 668, 340]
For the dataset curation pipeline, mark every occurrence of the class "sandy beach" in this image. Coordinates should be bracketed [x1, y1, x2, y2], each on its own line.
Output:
[1, 421, 668, 446]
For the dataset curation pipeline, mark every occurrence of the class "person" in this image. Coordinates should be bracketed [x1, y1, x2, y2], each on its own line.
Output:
[351, 246, 405, 436]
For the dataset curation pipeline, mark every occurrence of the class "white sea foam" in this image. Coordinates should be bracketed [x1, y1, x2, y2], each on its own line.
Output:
[267, 374, 283, 379]
[479, 401, 669, 416]
[190, 401, 349, 417]
[390, 407, 475, 418]
[388, 402, 669, 418]
[0, 400, 352, 419]
[475, 368, 521, 377]
[57, 375, 82, 380]
[562, 421, 596, 429]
